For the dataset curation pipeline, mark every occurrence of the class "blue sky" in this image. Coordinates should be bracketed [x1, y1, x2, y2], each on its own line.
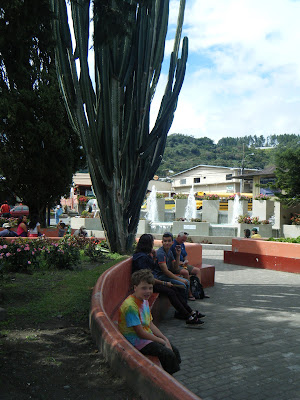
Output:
[150, 0, 300, 142]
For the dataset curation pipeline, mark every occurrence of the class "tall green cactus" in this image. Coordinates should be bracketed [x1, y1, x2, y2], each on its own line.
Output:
[50, 0, 188, 253]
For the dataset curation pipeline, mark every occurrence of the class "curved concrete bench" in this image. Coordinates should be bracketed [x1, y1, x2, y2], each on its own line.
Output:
[89, 257, 201, 400]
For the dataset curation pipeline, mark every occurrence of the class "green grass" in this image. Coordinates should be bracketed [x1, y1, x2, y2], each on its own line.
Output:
[0, 255, 125, 330]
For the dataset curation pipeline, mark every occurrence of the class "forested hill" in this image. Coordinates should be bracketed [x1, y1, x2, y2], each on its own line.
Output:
[156, 133, 300, 176]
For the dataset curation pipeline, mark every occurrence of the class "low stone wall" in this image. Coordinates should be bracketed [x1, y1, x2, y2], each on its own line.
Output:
[224, 238, 300, 273]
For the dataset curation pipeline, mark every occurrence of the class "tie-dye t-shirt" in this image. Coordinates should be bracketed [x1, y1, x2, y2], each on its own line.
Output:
[118, 294, 153, 350]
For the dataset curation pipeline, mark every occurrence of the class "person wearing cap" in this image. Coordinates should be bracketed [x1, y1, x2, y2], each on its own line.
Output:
[0, 222, 18, 237]
[170, 232, 203, 301]
[73, 226, 88, 237]
[251, 228, 261, 239]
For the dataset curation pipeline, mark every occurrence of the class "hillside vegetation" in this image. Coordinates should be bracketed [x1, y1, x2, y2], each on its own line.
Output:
[156, 133, 300, 176]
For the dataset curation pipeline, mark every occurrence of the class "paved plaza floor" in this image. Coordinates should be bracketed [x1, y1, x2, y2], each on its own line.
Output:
[159, 250, 300, 400]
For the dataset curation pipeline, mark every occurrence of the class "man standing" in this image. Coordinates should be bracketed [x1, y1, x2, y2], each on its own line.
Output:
[0, 201, 11, 218]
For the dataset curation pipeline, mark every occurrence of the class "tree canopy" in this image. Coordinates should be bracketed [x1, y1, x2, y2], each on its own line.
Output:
[273, 147, 300, 206]
[156, 133, 300, 176]
[0, 0, 84, 223]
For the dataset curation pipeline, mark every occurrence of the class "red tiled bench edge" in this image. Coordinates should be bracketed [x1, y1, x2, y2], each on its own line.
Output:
[224, 251, 300, 273]
[89, 257, 201, 400]
[199, 264, 215, 288]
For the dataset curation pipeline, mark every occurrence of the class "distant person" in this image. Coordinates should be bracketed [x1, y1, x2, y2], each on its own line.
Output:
[55, 205, 63, 224]
[28, 215, 42, 237]
[57, 221, 66, 237]
[0, 222, 18, 237]
[244, 229, 251, 238]
[17, 215, 28, 237]
[73, 226, 88, 237]
[251, 228, 261, 239]
[118, 269, 181, 375]
[0, 201, 11, 218]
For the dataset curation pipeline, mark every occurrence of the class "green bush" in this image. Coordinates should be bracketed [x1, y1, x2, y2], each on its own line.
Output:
[268, 236, 300, 243]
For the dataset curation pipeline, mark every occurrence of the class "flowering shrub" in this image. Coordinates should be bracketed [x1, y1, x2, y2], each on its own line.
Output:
[238, 215, 252, 224]
[254, 194, 271, 200]
[291, 214, 300, 225]
[202, 194, 219, 200]
[238, 215, 259, 224]
[0, 238, 43, 272]
[228, 193, 250, 201]
[78, 195, 90, 205]
[42, 238, 80, 270]
[156, 193, 165, 198]
[84, 239, 109, 261]
[240, 195, 250, 201]
[173, 194, 188, 199]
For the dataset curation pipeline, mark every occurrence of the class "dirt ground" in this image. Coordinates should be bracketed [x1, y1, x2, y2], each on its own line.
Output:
[0, 315, 137, 400]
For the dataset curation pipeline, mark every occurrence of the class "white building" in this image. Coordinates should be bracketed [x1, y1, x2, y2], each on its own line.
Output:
[171, 165, 257, 194]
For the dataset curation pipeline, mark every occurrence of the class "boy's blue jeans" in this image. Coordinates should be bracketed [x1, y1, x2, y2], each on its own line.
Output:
[156, 274, 189, 300]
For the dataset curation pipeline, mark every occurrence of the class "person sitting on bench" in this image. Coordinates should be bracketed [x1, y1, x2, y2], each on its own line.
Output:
[133, 234, 205, 324]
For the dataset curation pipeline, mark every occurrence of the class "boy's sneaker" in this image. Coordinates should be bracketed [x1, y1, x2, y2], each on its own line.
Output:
[186, 317, 205, 325]
[192, 311, 206, 319]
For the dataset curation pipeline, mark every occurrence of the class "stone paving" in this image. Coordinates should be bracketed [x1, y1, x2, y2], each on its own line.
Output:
[159, 250, 300, 400]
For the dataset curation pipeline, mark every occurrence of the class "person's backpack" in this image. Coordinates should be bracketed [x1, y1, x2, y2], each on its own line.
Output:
[190, 276, 206, 299]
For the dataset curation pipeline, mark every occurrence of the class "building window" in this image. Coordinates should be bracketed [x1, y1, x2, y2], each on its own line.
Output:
[180, 179, 186, 184]
[194, 177, 200, 183]
[226, 174, 232, 180]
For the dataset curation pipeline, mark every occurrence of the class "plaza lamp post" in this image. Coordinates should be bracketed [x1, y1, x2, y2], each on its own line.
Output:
[240, 153, 254, 193]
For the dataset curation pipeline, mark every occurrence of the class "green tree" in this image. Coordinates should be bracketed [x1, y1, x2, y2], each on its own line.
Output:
[51, 0, 188, 253]
[0, 0, 84, 224]
[273, 147, 300, 206]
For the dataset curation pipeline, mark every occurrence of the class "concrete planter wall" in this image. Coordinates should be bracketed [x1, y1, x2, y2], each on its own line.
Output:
[228, 200, 248, 224]
[238, 223, 272, 238]
[137, 220, 150, 235]
[156, 198, 165, 222]
[282, 225, 300, 238]
[173, 221, 210, 236]
[252, 199, 274, 221]
[202, 200, 219, 224]
[71, 217, 103, 231]
[175, 199, 188, 219]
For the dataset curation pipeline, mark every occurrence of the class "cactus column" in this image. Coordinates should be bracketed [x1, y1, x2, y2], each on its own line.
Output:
[50, 0, 188, 253]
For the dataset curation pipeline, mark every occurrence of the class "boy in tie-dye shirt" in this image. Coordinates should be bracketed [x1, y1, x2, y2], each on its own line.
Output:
[118, 270, 181, 375]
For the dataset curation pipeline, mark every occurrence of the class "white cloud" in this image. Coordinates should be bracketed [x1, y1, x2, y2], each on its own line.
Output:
[151, 0, 300, 142]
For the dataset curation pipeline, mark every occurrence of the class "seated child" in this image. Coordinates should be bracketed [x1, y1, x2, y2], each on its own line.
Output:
[118, 270, 181, 375]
